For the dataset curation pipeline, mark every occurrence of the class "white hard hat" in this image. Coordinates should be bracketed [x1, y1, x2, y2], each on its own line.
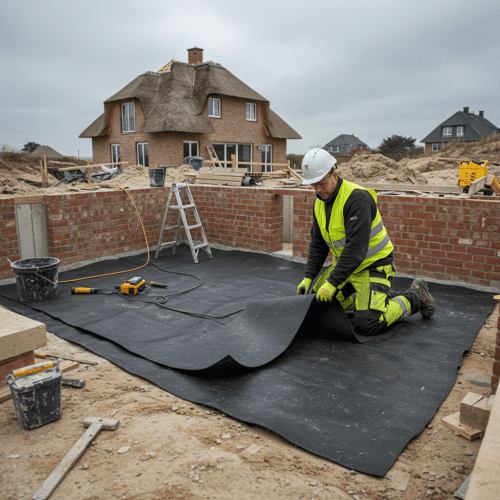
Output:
[301, 148, 337, 185]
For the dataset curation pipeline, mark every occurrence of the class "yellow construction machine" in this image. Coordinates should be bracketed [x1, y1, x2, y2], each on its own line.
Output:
[440, 157, 500, 196]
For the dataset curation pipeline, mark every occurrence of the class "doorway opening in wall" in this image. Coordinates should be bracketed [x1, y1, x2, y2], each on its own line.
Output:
[212, 143, 252, 171]
[137, 143, 149, 167]
[283, 194, 293, 254]
[262, 145, 272, 172]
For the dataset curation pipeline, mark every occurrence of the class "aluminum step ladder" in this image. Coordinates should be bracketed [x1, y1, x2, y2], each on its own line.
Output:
[155, 182, 213, 264]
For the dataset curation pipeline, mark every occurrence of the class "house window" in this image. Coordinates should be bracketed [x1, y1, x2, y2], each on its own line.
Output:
[246, 103, 257, 121]
[183, 141, 199, 159]
[457, 126, 464, 137]
[328, 146, 339, 153]
[443, 127, 452, 136]
[262, 144, 272, 173]
[432, 143, 442, 152]
[212, 143, 252, 171]
[137, 143, 148, 167]
[122, 102, 135, 133]
[208, 98, 221, 118]
[111, 144, 121, 164]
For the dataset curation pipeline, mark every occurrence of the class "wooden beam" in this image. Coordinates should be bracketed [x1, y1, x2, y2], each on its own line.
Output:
[43, 154, 48, 187]
[40, 159, 45, 188]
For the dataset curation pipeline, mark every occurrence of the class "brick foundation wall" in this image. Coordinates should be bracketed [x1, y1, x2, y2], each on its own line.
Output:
[91, 98, 288, 171]
[292, 192, 500, 289]
[2, 188, 500, 288]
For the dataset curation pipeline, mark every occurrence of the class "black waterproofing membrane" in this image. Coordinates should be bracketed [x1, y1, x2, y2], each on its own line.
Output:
[0, 246, 496, 476]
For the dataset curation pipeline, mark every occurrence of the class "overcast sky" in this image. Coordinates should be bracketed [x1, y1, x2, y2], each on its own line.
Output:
[1, 0, 499, 157]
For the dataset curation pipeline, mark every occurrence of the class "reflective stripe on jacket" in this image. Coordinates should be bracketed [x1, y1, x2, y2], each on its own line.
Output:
[313, 179, 393, 276]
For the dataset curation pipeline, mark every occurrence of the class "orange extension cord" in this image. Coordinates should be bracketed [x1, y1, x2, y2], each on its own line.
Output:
[58, 185, 150, 284]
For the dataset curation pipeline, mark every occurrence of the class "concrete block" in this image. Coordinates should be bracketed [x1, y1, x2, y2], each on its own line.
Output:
[0, 307, 46, 362]
[460, 392, 495, 431]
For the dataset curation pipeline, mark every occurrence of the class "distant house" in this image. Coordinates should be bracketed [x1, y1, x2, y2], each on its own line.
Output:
[79, 48, 301, 172]
[28, 145, 64, 159]
[322, 134, 372, 154]
[421, 107, 498, 153]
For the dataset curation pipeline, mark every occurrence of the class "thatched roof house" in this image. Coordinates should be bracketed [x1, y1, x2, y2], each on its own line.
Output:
[80, 48, 300, 171]
[28, 145, 64, 159]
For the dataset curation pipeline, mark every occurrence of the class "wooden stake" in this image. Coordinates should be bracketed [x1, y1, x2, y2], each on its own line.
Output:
[40, 160, 45, 187]
[231, 154, 236, 169]
[43, 154, 48, 187]
[87, 160, 91, 184]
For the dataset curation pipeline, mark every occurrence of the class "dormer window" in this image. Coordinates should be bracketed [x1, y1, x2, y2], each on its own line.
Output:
[443, 127, 452, 136]
[122, 102, 135, 133]
[246, 103, 256, 121]
[208, 98, 221, 118]
[457, 126, 464, 137]
[328, 146, 339, 153]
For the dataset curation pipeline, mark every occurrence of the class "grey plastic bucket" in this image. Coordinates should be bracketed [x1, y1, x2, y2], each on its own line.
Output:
[7, 361, 62, 430]
[148, 166, 167, 187]
[11, 257, 59, 302]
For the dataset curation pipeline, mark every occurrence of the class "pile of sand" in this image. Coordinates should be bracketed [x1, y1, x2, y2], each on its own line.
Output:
[0, 159, 197, 198]
[338, 153, 428, 184]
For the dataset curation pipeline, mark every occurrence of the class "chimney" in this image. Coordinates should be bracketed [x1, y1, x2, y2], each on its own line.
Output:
[188, 47, 203, 65]
[479, 110, 484, 118]
[463, 107, 469, 114]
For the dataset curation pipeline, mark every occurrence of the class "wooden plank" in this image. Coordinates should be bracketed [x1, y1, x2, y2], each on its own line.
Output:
[0, 360, 79, 403]
[465, 388, 500, 500]
[196, 176, 244, 183]
[195, 179, 242, 186]
[356, 182, 463, 194]
[0, 309, 46, 362]
[196, 173, 245, 179]
[287, 166, 303, 181]
[57, 162, 128, 172]
[442, 412, 484, 440]
[204, 160, 289, 167]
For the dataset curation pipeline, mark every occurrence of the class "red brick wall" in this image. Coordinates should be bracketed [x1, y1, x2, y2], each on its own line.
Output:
[3, 188, 500, 289]
[292, 191, 500, 289]
[0, 198, 20, 279]
[91, 97, 287, 171]
[493, 305, 500, 393]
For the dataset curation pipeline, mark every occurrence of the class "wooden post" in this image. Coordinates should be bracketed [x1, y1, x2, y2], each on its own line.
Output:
[40, 160, 45, 187]
[86, 160, 91, 184]
[231, 154, 236, 169]
[43, 154, 48, 187]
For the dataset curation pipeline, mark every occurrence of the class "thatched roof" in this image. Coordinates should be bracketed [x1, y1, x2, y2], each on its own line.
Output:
[28, 145, 64, 159]
[80, 61, 301, 140]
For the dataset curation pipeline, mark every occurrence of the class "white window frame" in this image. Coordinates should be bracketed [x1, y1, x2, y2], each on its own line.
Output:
[262, 144, 272, 173]
[208, 98, 221, 118]
[328, 146, 339, 153]
[457, 126, 464, 137]
[246, 103, 257, 121]
[432, 143, 442, 152]
[137, 142, 148, 167]
[443, 127, 452, 136]
[121, 102, 135, 133]
[183, 141, 199, 159]
[111, 144, 121, 164]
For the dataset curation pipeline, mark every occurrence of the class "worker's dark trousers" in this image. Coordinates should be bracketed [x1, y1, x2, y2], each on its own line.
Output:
[334, 265, 421, 336]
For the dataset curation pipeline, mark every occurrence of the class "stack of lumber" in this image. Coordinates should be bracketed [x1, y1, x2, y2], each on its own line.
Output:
[195, 171, 245, 186]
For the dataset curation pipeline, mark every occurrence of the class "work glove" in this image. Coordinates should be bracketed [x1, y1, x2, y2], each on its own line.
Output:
[315, 281, 337, 303]
[297, 278, 312, 295]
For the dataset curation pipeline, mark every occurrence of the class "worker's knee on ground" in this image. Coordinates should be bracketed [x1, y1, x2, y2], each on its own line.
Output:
[352, 310, 386, 336]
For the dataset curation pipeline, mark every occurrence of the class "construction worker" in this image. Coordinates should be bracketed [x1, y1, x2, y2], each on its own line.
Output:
[296, 148, 436, 336]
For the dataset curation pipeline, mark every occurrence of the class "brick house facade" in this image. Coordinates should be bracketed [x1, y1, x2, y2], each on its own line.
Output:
[81, 48, 300, 172]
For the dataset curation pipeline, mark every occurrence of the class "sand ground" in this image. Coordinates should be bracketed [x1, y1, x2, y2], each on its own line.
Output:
[1, 300, 497, 500]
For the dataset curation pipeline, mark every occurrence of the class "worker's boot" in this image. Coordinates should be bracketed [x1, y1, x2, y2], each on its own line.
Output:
[409, 279, 435, 319]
